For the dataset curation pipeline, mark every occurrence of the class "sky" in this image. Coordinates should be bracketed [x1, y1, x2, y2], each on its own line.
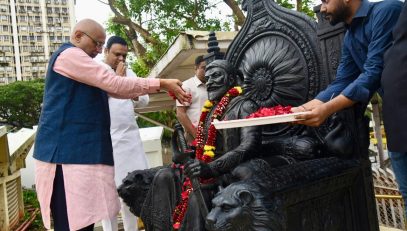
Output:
[75, 0, 112, 26]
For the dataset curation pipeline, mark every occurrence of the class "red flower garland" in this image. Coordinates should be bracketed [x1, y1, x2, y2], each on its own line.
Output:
[172, 86, 243, 229]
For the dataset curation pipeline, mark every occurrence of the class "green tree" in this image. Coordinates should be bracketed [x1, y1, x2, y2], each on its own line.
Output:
[106, 0, 229, 76]
[0, 79, 44, 128]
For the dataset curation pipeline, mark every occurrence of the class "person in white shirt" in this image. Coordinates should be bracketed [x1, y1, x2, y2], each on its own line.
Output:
[101, 36, 148, 231]
[176, 56, 207, 143]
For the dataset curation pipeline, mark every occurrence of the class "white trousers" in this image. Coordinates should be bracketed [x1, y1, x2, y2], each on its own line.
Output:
[101, 199, 138, 231]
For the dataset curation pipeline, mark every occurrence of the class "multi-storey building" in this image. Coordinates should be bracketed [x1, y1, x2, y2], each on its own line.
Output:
[0, 0, 75, 84]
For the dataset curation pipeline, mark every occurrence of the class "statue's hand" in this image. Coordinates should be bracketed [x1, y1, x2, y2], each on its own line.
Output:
[184, 159, 212, 178]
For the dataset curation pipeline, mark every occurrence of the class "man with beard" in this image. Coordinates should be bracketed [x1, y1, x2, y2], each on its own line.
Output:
[293, 0, 402, 126]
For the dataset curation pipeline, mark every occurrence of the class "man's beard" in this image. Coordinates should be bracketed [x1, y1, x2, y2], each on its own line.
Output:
[325, 3, 351, 26]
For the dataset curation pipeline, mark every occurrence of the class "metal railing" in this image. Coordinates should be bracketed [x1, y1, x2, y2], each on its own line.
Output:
[373, 167, 406, 230]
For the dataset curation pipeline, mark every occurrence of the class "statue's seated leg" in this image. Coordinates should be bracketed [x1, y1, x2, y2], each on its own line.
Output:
[231, 158, 276, 181]
[141, 167, 182, 231]
[180, 187, 214, 231]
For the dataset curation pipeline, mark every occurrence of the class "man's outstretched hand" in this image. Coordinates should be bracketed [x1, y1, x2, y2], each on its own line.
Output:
[160, 79, 191, 105]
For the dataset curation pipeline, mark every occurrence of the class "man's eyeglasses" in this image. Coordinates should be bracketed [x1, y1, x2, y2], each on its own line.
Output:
[82, 32, 104, 49]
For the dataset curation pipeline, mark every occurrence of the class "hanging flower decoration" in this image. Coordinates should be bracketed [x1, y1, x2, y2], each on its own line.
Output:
[172, 86, 243, 229]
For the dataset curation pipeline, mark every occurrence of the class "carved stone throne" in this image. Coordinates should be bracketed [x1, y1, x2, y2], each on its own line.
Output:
[118, 0, 380, 230]
[202, 0, 379, 230]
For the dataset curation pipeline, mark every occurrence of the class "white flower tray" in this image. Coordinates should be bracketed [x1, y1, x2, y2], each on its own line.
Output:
[212, 112, 309, 129]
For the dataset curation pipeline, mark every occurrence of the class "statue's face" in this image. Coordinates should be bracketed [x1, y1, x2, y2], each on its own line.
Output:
[205, 66, 231, 101]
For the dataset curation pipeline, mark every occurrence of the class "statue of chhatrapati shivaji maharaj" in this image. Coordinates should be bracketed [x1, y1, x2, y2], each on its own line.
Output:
[118, 0, 379, 230]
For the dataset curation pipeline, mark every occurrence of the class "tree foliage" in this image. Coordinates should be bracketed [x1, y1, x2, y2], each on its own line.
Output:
[106, 0, 232, 76]
[0, 79, 44, 128]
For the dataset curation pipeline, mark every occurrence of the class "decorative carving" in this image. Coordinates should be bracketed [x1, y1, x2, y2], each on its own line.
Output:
[240, 36, 306, 107]
[206, 158, 358, 231]
[328, 39, 339, 71]
[204, 31, 224, 64]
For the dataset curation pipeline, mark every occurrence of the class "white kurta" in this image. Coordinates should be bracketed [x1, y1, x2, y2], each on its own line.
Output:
[103, 63, 150, 186]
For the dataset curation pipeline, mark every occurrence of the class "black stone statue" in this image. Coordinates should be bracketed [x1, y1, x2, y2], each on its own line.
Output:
[120, 60, 262, 231]
[119, 0, 379, 230]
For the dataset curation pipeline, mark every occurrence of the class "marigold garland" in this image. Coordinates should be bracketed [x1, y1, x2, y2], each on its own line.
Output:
[172, 86, 243, 229]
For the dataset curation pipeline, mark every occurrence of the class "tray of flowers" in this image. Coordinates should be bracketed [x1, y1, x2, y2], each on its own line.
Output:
[212, 105, 309, 129]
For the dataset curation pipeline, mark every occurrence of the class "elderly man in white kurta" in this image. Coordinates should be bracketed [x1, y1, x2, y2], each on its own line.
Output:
[100, 36, 149, 231]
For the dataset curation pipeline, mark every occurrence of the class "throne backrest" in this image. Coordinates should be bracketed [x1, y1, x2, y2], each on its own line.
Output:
[223, 0, 327, 139]
[209, 0, 368, 159]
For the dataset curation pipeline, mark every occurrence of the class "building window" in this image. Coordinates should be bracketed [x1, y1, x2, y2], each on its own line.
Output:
[19, 6, 25, 13]
[2, 46, 8, 52]
[19, 16, 27, 22]
[0, 4, 8, 12]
